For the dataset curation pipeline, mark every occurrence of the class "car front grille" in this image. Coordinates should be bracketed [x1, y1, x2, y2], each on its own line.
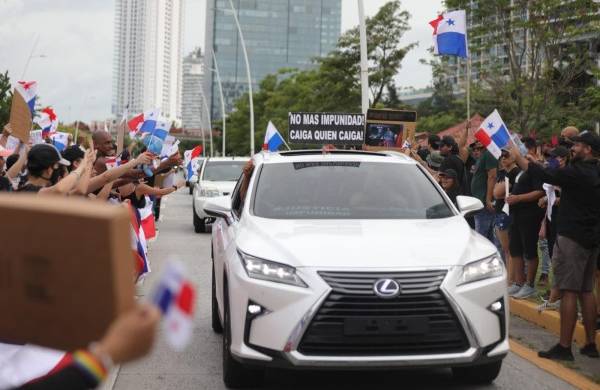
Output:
[297, 270, 470, 356]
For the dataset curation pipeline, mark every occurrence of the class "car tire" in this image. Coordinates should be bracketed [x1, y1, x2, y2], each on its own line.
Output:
[452, 361, 502, 384]
[193, 205, 205, 233]
[211, 262, 223, 334]
[222, 278, 264, 388]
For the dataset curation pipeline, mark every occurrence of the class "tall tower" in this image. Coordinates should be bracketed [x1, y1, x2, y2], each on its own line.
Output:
[182, 48, 205, 134]
[112, 0, 184, 122]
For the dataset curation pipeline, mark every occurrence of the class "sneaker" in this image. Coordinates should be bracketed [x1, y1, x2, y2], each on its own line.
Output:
[508, 283, 522, 296]
[538, 273, 549, 287]
[538, 344, 574, 361]
[536, 299, 561, 312]
[580, 343, 599, 358]
[513, 284, 536, 299]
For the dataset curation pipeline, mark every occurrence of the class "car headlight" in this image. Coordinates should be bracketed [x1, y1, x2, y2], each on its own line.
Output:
[237, 250, 307, 288]
[200, 187, 220, 197]
[458, 255, 504, 286]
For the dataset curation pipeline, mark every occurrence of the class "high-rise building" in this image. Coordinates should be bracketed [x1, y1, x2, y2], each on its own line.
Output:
[112, 0, 184, 122]
[204, 0, 342, 120]
[182, 48, 205, 133]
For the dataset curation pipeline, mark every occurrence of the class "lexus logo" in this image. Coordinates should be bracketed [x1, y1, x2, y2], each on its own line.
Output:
[373, 279, 401, 298]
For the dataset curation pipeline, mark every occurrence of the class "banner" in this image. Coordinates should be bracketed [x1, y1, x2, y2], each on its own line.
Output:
[288, 112, 364, 145]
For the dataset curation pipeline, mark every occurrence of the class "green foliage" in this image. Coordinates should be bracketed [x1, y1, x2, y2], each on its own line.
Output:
[224, 1, 415, 155]
[0, 71, 13, 127]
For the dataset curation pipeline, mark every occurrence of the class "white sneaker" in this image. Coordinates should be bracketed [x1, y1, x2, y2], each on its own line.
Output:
[508, 283, 522, 296]
[536, 299, 560, 312]
[513, 284, 536, 299]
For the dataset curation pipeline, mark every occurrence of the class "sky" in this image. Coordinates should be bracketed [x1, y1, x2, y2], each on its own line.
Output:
[0, 0, 443, 123]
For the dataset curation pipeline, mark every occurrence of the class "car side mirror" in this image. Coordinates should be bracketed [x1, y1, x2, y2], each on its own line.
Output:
[204, 196, 233, 225]
[456, 196, 484, 217]
[190, 174, 199, 183]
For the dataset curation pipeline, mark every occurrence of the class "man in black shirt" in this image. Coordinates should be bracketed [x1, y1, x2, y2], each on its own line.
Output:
[439, 136, 465, 194]
[511, 131, 600, 361]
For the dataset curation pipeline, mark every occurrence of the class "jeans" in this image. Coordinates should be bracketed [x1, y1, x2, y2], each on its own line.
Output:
[539, 238, 551, 275]
[475, 209, 502, 255]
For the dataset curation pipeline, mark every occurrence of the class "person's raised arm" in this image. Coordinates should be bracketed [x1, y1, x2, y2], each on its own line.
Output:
[6, 143, 28, 180]
[135, 179, 185, 198]
[458, 121, 470, 162]
[87, 152, 153, 193]
[0, 124, 11, 148]
[38, 149, 93, 196]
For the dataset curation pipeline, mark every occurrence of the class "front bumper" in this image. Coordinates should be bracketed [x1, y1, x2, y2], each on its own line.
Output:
[226, 260, 509, 369]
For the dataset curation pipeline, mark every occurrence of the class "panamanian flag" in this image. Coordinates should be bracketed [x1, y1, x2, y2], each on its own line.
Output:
[263, 121, 284, 152]
[35, 107, 58, 138]
[474, 109, 511, 159]
[14, 81, 38, 116]
[430, 10, 468, 58]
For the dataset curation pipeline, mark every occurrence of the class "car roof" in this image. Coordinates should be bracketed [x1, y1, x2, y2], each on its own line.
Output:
[253, 150, 416, 165]
[205, 156, 250, 162]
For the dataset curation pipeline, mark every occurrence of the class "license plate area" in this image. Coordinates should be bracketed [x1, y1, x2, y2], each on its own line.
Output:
[344, 317, 429, 336]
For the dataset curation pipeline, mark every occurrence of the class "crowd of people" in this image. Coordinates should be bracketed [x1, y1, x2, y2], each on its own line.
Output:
[0, 124, 186, 389]
[412, 125, 600, 361]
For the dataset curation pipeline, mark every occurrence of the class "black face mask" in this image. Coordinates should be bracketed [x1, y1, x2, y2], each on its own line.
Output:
[49, 166, 62, 185]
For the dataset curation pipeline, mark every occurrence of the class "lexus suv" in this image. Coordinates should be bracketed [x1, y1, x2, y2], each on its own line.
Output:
[205, 150, 508, 388]
[192, 157, 249, 233]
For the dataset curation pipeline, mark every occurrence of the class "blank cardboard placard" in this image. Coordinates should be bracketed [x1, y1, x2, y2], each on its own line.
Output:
[0, 195, 135, 351]
[9, 91, 33, 144]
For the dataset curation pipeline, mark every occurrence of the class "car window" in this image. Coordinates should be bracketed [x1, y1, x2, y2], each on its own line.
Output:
[252, 161, 453, 220]
[202, 161, 246, 181]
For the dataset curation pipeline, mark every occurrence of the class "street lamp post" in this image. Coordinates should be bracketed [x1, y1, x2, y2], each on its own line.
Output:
[211, 50, 227, 157]
[227, 0, 255, 155]
[198, 86, 213, 157]
[358, 0, 369, 114]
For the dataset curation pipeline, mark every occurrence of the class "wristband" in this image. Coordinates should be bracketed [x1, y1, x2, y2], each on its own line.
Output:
[73, 349, 109, 384]
[89, 341, 114, 370]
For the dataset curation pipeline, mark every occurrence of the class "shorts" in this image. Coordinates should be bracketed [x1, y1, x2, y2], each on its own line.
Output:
[552, 235, 599, 292]
[494, 212, 512, 231]
[509, 211, 544, 260]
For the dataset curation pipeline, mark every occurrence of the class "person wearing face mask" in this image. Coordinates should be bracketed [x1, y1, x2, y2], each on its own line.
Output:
[17, 144, 91, 195]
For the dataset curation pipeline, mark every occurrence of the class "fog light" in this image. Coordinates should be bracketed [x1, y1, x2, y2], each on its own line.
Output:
[490, 301, 503, 312]
[248, 304, 262, 315]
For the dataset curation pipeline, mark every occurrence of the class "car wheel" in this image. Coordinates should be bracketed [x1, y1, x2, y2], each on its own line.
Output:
[193, 205, 205, 233]
[222, 278, 264, 388]
[452, 361, 502, 384]
[211, 262, 223, 334]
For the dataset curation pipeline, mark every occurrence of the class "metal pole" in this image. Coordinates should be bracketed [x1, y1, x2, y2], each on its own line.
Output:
[212, 50, 226, 157]
[358, 0, 369, 114]
[22, 34, 40, 79]
[466, 57, 471, 121]
[198, 85, 213, 157]
[228, 0, 255, 155]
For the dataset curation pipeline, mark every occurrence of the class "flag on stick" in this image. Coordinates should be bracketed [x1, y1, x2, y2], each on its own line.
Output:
[430, 10, 468, 58]
[474, 109, 511, 159]
[263, 121, 284, 152]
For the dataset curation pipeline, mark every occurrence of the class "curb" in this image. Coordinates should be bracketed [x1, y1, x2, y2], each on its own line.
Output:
[510, 340, 600, 390]
[509, 298, 600, 348]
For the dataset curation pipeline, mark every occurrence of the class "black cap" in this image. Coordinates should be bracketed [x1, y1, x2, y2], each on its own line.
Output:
[28, 144, 71, 171]
[549, 146, 570, 158]
[428, 134, 441, 149]
[440, 136, 458, 148]
[571, 131, 600, 153]
[62, 145, 85, 165]
[439, 168, 458, 179]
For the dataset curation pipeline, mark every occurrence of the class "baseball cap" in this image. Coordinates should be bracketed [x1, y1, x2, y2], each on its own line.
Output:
[426, 151, 444, 169]
[62, 145, 85, 165]
[549, 146, 569, 158]
[439, 168, 458, 179]
[440, 136, 458, 148]
[571, 131, 600, 153]
[28, 144, 71, 170]
[428, 134, 441, 148]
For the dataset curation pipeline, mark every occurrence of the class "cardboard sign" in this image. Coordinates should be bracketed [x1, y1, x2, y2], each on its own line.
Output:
[116, 122, 125, 156]
[288, 112, 365, 145]
[0, 195, 135, 351]
[9, 91, 33, 143]
[363, 109, 417, 152]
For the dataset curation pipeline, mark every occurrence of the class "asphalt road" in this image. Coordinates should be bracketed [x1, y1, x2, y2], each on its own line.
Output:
[110, 190, 575, 390]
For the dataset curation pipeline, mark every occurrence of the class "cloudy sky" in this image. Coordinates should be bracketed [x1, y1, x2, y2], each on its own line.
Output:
[0, 0, 443, 123]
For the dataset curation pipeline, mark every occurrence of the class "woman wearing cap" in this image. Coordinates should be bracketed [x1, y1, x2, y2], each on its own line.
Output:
[17, 144, 94, 195]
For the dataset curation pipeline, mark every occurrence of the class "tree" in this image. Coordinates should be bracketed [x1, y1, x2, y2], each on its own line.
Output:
[0, 71, 12, 127]
[444, 0, 600, 135]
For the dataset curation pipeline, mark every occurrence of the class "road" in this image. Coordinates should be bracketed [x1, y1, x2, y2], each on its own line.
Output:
[111, 190, 575, 390]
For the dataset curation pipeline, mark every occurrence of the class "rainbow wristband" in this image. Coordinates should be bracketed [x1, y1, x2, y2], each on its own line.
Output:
[72, 350, 108, 384]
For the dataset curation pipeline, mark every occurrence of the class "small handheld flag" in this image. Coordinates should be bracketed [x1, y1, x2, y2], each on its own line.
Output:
[50, 132, 70, 152]
[430, 10, 468, 58]
[263, 121, 284, 152]
[35, 107, 58, 138]
[474, 109, 511, 159]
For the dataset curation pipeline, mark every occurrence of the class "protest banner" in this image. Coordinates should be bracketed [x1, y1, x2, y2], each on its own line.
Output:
[0, 194, 135, 351]
[9, 90, 33, 143]
[29, 130, 43, 145]
[288, 112, 365, 146]
[363, 109, 417, 152]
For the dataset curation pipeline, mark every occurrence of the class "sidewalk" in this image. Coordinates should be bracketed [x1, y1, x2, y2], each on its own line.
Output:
[509, 298, 600, 388]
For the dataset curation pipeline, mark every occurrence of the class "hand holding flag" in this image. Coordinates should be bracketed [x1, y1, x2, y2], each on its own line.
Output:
[474, 109, 511, 159]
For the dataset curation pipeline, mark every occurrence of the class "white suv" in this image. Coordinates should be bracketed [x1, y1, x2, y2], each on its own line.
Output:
[192, 157, 249, 233]
[205, 150, 508, 388]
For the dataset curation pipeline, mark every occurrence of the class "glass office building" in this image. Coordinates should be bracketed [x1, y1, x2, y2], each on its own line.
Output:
[204, 0, 342, 120]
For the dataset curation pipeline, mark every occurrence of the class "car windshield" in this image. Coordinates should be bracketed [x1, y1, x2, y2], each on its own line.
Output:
[202, 161, 246, 182]
[253, 161, 453, 219]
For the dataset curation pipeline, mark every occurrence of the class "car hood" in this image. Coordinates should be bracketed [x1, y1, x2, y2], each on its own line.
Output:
[236, 216, 497, 269]
[200, 180, 236, 194]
